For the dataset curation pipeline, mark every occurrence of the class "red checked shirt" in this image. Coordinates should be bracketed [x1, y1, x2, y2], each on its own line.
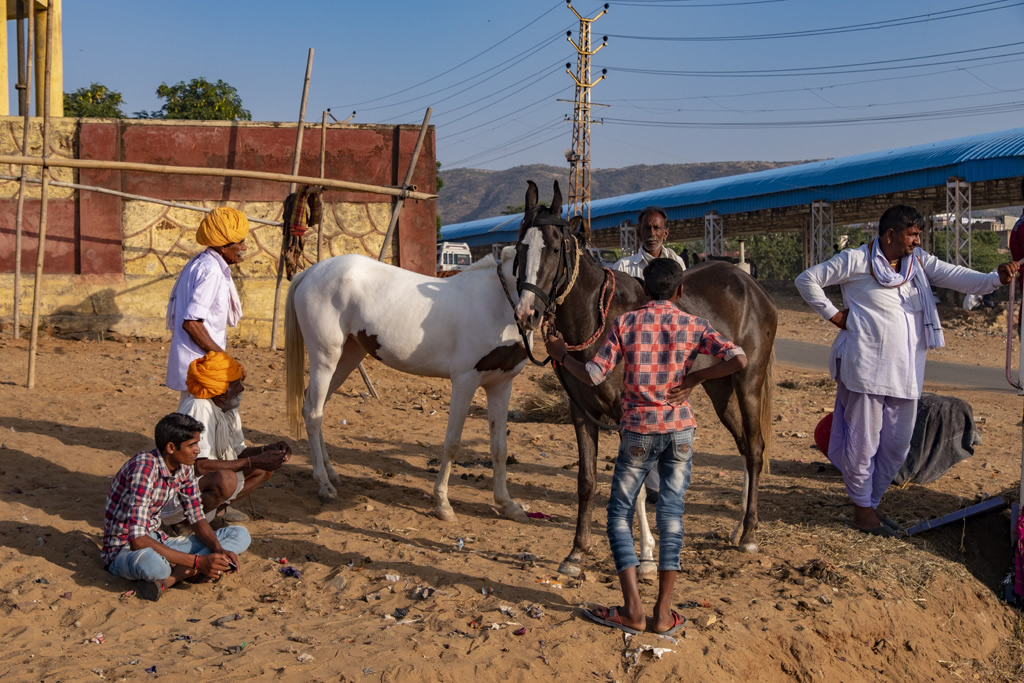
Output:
[585, 300, 743, 434]
[101, 449, 204, 566]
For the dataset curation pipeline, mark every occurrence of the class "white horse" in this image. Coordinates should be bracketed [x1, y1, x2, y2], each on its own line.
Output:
[284, 248, 531, 522]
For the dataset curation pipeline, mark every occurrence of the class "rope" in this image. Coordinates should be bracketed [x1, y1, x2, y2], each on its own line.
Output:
[546, 266, 616, 352]
[553, 240, 581, 306]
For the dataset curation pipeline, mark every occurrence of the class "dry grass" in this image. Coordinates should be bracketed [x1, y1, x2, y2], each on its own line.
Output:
[515, 373, 571, 423]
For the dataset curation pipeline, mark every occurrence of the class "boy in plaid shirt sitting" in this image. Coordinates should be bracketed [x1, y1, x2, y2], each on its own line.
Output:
[101, 412, 251, 601]
[545, 258, 747, 635]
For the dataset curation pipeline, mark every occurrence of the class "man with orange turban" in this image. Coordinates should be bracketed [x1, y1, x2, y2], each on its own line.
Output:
[165, 207, 250, 403]
[161, 351, 290, 530]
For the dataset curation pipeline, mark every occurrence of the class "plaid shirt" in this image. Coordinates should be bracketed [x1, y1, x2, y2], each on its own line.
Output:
[101, 449, 204, 566]
[586, 300, 742, 434]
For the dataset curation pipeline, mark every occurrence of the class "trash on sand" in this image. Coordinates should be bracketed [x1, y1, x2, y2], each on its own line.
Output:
[481, 586, 494, 596]
[527, 605, 544, 619]
[362, 668, 375, 675]
[627, 644, 673, 664]
[279, 566, 302, 579]
[275, 557, 289, 564]
[499, 605, 516, 617]
[225, 642, 247, 654]
[33, 577, 49, 584]
[88, 633, 105, 644]
[62, 592, 72, 600]
[412, 585, 435, 600]
[515, 552, 538, 563]
[297, 653, 315, 663]
[145, 666, 157, 674]
[385, 573, 400, 582]
[513, 627, 527, 636]
[456, 538, 465, 551]
[392, 607, 409, 619]
[170, 634, 193, 642]
[526, 512, 552, 520]
[214, 613, 241, 627]
[119, 590, 135, 599]
[535, 577, 562, 589]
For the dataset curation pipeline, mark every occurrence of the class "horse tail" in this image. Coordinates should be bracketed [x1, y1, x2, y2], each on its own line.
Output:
[285, 267, 311, 440]
[758, 347, 775, 475]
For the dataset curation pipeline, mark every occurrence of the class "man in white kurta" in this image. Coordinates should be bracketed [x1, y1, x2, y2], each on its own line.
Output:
[165, 208, 249, 397]
[796, 204, 1018, 536]
[161, 352, 291, 530]
[613, 206, 687, 279]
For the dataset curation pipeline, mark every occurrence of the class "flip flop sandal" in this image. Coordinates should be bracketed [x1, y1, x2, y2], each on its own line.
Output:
[650, 609, 686, 636]
[857, 524, 899, 538]
[583, 606, 643, 635]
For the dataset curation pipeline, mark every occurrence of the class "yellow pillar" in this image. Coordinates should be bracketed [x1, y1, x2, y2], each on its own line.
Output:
[0, 7, 8, 116]
[33, 0, 61, 117]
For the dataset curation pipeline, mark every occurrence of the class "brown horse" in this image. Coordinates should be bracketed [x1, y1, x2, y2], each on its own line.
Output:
[512, 180, 777, 577]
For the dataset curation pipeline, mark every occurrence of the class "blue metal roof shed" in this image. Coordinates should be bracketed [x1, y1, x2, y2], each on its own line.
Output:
[442, 127, 1024, 247]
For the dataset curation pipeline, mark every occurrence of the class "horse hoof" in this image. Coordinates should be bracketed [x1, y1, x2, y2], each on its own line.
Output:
[318, 485, 337, 504]
[505, 503, 529, 523]
[434, 506, 457, 523]
[558, 560, 582, 578]
[638, 560, 658, 576]
[739, 542, 759, 554]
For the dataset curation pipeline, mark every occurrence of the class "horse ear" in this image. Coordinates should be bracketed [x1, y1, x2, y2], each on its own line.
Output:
[520, 180, 539, 241]
[569, 215, 591, 242]
[551, 180, 562, 214]
[525, 180, 538, 214]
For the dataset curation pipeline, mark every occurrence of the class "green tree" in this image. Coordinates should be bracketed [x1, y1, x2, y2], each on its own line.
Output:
[501, 204, 525, 215]
[135, 77, 251, 120]
[745, 233, 804, 280]
[63, 83, 125, 118]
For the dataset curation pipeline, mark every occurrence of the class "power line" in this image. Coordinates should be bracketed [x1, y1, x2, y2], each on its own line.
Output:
[602, 99, 1024, 129]
[603, 43, 1024, 78]
[605, 0, 1024, 42]
[335, 1, 565, 109]
[443, 118, 566, 168]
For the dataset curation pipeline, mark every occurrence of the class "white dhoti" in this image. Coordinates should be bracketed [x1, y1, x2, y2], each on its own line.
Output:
[828, 361, 917, 509]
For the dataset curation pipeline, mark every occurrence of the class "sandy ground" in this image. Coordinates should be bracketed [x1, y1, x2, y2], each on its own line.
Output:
[2, 285, 1024, 682]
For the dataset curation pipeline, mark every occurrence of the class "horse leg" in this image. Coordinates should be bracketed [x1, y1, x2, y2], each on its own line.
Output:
[704, 376, 765, 553]
[318, 339, 367, 486]
[484, 378, 528, 522]
[304, 337, 364, 503]
[636, 484, 658, 576]
[433, 375, 476, 522]
[559, 410, 598, 578]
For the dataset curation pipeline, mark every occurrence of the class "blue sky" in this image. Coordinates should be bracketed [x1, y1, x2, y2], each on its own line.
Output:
[31, 0, 1024, 170]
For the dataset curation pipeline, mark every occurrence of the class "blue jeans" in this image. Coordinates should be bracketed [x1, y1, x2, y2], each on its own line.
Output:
[606, 428, 694, 574]
[106, 527, 252, 582]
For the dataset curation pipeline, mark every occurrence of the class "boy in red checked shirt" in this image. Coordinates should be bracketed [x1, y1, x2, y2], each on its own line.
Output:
[101, 412, 251, 601]
[545, 258, 747, 636]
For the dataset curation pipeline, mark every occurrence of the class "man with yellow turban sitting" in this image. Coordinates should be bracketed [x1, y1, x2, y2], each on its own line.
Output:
[160, 351, 291, 531]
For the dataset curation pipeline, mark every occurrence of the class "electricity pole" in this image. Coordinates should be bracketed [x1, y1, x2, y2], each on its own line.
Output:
[565, 1, 608, 238]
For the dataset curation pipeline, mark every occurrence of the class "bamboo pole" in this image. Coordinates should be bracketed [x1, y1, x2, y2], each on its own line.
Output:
[377, 107, 432, 262]
[0, 154, 435, 201]
[12, 0, 33, 340]
[270, 48, 314, 350]
[317, 110, 326, 263]
[26, 3, 52, 388]
[0, 174, 284, 226]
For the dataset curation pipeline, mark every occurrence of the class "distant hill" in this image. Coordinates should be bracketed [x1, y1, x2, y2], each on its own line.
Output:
[439, 161, 814, 225]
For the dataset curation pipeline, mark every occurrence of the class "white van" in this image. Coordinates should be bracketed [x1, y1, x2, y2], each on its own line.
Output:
[437, 242, 473, 274]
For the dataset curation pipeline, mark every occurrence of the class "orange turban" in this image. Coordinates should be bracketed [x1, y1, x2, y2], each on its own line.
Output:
[196, 207, 250, 247]
[186, 351, 244, 399]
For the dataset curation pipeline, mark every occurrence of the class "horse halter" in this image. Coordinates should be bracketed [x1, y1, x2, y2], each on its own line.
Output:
[514, 216, 578, 313]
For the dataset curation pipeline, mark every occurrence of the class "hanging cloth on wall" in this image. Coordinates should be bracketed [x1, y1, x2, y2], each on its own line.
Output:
[282, 184, 324, 280]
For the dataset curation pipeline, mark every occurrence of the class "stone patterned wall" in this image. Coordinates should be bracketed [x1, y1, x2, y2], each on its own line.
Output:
[120, 199, 395, 278]
[0, 118, 76, 199]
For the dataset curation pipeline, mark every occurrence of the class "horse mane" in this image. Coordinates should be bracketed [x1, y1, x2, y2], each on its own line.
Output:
[460, 246, 516, 273]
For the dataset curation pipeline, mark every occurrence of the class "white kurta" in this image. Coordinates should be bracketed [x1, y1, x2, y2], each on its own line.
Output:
[613, 246, 687, 279]
[176, 393, 247, 461]
[165, 249, 242, 391]
[795, 244, 1002, 399]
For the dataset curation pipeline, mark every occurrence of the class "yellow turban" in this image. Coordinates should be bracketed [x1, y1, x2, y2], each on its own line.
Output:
[186, 351, 244, 399]
[196, 207, 250, 247]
